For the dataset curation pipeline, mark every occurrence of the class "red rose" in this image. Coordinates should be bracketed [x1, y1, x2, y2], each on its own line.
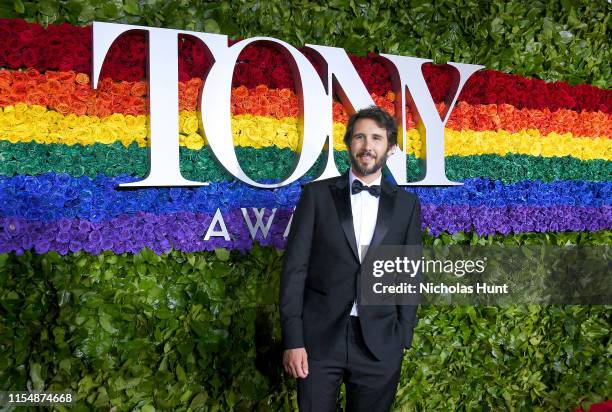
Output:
[6, 51, 21, 68]
[271, 66, 290, 89]
[589, 400, 612, 412]
[18, 28, 35, 44]
[232, 64, 249, 87]
[126, 66, 144, 82]
[550, 84, 576, 110]
[71, 45, 91, 72]
[191, 42, 208, 67]
[58, 54, 74, 71]
[240, 46, 259, 62]
[20, 46, 38, 67]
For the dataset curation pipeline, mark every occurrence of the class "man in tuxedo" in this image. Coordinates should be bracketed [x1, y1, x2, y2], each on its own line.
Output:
[280, 106, 422, 411]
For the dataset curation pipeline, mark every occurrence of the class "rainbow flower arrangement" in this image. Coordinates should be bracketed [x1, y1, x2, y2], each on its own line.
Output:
[0, 18, 610, 255]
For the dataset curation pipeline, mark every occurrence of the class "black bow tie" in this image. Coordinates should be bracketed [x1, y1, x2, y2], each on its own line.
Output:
[351, 179, 381, 197]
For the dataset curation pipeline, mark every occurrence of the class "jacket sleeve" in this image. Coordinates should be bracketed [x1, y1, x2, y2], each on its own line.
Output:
[279, 184, 316, 349]
[398, 194, 422, 349]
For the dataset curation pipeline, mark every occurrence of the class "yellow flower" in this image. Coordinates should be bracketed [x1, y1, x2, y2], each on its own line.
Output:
[180, 112, 200, 135]
[63, 130, 78, 146]
[14, 102, 28, 113]
[63, 113, 80, 128]
[124, 114, 145, 129]
[1, 105, 610, 163]
[185, 133, 205, 150]
[29, 105, 47, 117]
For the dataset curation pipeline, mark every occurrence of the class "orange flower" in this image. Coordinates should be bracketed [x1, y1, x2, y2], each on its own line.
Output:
[25, 92, 47, 107]
[180, 97, 196, 111]
[59, 71, 76, 82]
[56, 101, 71, 115]
[184, 84, 199, 101]
[97, 104, 112, 118]
[279, 88, 292, 100]
[255, 84, 268, 94]
[46, 95, 60, 108]
[268, 95, 281, 106]
[257, 95, 269, 106]
[187, 77, 203, 88]
[73, 84, 91, 102]
[278, 105, 291, 118]
[25, 68, 40, 80]
[72, 100, 87, 116]
[130, 82, 147, 97]
[124, 100, 142, 116]
[46, 79, 62, 94]
[233, 85, 249, 98]
[46, 71, 61, 80]
[115, 81, 132, 95]
[75, 73, 90, 85]
[269, 105, 281, 117]
[12, 81, 27, 97]
[0, 79, 11, 92]
[110, 98, 125, 112]
[86, 102, 97, 116]
[12, 71, 27, 82]
[0, 70, 12, 83]
[98, 78, 114, 90]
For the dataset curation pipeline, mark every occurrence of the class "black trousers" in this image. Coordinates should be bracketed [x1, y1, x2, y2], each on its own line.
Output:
[297, 316, 404, 412]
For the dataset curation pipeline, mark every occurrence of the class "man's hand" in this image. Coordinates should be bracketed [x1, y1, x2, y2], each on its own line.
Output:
[283, 348, 309, 378]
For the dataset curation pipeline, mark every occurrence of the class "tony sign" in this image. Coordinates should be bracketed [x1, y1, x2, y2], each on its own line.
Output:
[92, 22, 483, 189]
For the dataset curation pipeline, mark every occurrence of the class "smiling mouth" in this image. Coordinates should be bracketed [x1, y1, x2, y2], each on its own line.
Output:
[358, 153, 375, 160]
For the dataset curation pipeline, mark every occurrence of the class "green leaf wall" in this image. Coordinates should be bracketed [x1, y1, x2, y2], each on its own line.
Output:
[2, 233, 611, 410]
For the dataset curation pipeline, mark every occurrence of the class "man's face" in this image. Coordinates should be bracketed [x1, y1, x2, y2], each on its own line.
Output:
[348, 118, 394, 177]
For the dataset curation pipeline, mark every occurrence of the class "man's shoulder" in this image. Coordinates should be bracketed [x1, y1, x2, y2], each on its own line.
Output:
[383, 179, 420, 204]
[396, 187, 419, 203]
[300, 174, 345, 192]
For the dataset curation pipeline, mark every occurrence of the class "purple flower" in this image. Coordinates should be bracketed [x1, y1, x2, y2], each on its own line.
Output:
[78, 221, 91, 233]
[88, 230, 102, 244]
[119, 228, 131, 241]
[69, 240, 82, 253]
[56, 230, 71, 243]
[56, 242, 69, 255]
[3, 217, 21, 236]
[20, 233, 33, 249]
[34, 240, 50, 254]
[57, 218, 72, 232]
[101, 237, 114, 250]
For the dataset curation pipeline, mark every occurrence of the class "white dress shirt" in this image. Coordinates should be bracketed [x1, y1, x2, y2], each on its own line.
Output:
[348, 169, 381, 316]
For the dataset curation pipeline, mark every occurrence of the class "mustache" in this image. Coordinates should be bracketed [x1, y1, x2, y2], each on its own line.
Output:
[357, 151, 376, 158]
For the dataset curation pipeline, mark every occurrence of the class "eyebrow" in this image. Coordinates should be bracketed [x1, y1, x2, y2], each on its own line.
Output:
[352, 132, 385, 138]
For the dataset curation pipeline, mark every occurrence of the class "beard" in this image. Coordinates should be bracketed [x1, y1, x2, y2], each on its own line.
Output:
[349, 149, 389, 177]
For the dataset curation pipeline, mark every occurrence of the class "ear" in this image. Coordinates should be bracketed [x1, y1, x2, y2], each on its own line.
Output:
[386, 143, 397, 156]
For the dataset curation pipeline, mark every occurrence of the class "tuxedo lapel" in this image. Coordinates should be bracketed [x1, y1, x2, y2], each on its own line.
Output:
[330, 173, 359, 262]
[363, 178, 397, 261]
[330, 173, 398, 263]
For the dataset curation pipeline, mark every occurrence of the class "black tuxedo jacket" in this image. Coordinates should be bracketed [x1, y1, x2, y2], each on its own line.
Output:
[280, 171, 422, 361]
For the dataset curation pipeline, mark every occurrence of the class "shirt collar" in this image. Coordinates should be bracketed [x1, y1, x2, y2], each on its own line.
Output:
[349, 168, 382, 190]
